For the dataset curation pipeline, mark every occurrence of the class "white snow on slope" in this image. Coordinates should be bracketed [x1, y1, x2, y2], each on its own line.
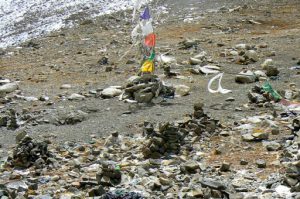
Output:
[0, 0, 149, 48]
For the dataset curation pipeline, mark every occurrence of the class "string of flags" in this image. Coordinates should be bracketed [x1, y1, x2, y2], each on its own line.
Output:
[131, 0, 156, 74]
[131, 1, 233, 95]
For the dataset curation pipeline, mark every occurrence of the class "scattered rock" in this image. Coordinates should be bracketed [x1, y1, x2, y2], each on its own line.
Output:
[0, 82, 18, 94]
[236, 43, 248, 50]
[256, 159, 267, 168]
[220, 162, 231, 172]
[244, 50, 259, 62]
[240, 159, 248, 165]
[265, 65, 280, 77]
[261, 59, 274, 69]
[200, 178, 226, 190]
[265, 141, 281, 151]
[98, 56, 109, 65]
[175, 84, 190, 96]
[101, 87, 122, 98]
[179, 39, 199, 49]
[242, 133, 255, 141]
[252, 131, 269, 140]
[60, 84, 72, 89]
[68, 93, 85, 100]
[235, 70, 257, 84]
[181, 161, 200, 174]
[134, 91, 154, 103]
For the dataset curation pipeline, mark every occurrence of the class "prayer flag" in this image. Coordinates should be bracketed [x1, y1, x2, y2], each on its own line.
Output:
[144, 33, 156, 47]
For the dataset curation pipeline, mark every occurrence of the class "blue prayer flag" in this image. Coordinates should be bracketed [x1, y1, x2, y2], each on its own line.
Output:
[140, 6, 150, 20]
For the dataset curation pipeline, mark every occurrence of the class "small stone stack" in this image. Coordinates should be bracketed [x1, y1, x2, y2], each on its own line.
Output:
[183, 102, 219, 136]
[248, 84, 300, 107]
[248, 85, 271, 105]
[96, 162, 122, 186]
[282, 120, 300, 192]
[0, 109, 19, 130]
[142, 121, 186, 159]
[121, 74, 175, 103]
[8, 134, 52, 168]
[142, 103, 219, 158]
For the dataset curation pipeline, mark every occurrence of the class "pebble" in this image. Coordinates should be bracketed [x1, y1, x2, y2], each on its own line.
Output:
[220, 162, 231, 172]
[256, 159, 267, 168]
[68, 93, 85, 100]
[60, 84, 72, 89]
[225, 97, 235, 102]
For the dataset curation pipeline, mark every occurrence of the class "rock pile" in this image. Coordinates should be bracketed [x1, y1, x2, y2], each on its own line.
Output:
[96, 162, 122, 186]
[248, 83, 300, 108]
[248, 84, 280, 106]
[0, 109, 19, 130]
[120, 74, 175, 103]
[142, 121, 186, 159]
[176, 102, 219, 138]
[282, 118, 300, 192]
[142, 102, 219, 159]
[7, 133, 52, 168]
[1, 103, 299, 198]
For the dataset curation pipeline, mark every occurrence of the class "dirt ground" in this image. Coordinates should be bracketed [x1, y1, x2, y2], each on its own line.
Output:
[0, 0, 300, 168]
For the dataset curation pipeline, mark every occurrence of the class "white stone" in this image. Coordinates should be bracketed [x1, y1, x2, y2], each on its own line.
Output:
[275, 185, 292, 198]
[189, 57, 202, 65]
[235, 44, 247, 49]
[229, 50, 239, 56]
[101, 87, 122, 98]
[235, 70, 256, 84]
[60, 84, 72, 89]
[194, 51, 207, 59]
[127, 76, 141, 84]
[68, 93, 85, 100]
[175, 85, 190, 96]
[0, 79, 10, 84]
[245, 50, 259, 62]
[254, 70, 267, 77]
[0, 82, 18, 94]
[261, 59, 274, 69]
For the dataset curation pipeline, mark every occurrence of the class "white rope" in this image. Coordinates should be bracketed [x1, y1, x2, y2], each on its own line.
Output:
[207, 73, 232, 94]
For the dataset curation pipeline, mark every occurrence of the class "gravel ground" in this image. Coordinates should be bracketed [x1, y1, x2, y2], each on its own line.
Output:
[0, 0, 299, 156]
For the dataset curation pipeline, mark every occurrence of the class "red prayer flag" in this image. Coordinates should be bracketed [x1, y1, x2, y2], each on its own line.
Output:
[144, 33, 156, 47]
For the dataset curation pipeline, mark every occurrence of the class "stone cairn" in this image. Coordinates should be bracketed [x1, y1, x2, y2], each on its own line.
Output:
[142, 102, 219, 159]
[121, 74, 175, 103]
[142, 121, 186, 159]
[96, 162, 122, 187]
[282, 117, 300, 192]
[7, 134, 52, 169]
